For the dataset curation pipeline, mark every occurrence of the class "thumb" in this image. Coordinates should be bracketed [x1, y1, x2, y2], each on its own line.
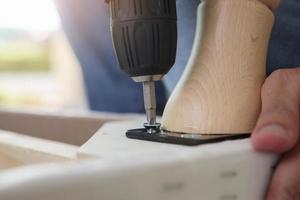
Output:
[251, 68, 300, 153]
[266, 142, 300, 200]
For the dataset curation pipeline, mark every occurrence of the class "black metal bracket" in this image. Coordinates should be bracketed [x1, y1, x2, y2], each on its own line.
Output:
[126, 128, 250, 146]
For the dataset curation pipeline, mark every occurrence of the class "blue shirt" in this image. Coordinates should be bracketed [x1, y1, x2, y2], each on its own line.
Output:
[55, 0, 299, 113]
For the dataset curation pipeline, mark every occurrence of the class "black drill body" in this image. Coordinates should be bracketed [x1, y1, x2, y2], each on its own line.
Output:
[107, 0, 178, 132]
[109, 0, 177, 77]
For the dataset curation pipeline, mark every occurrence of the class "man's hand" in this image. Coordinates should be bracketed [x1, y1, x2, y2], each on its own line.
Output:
[251, 68, 300, 200]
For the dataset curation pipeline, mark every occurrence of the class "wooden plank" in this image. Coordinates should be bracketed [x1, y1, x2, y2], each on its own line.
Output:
[0, 120, 279, 199]
[0, 129, 79, 169]
[0, 153, 21, 170]
[0, 108, 141, 145]
[77, 120, 279, 199]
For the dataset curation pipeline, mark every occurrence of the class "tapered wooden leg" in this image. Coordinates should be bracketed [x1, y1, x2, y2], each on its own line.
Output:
[162, 0, 280, 134]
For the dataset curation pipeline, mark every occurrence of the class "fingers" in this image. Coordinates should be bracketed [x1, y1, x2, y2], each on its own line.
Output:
[251, 68, 300, 153]
[266, 141, 300, 200]
[251, 69, 300, 200]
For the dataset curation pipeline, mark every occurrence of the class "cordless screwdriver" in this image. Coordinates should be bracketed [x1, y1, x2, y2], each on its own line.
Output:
[107, 0, 177, 133]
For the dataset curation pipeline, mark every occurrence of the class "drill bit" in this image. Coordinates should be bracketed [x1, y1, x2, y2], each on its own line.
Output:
[142, 81, 160, 133]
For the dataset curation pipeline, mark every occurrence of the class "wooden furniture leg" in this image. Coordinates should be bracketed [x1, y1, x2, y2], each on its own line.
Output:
[162, 0, 280, 134]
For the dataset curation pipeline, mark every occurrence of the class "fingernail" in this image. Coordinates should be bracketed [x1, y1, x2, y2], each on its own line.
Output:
[256, 124, 287, 138]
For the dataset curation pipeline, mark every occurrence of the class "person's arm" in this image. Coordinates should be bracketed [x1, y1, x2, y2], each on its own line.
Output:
[251, 67, 300, 199]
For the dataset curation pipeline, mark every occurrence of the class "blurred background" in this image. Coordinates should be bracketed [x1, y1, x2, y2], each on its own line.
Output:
[0, 0, 87, 111]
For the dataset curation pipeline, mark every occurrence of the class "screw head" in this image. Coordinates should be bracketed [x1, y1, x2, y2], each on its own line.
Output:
[144, 123, 161, 134]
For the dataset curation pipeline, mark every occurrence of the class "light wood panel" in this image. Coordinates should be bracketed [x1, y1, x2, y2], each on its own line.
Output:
[0, 109, 140, 145]
[0, 130, 78, 170]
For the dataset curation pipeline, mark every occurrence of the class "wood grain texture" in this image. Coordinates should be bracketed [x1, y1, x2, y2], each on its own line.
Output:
[258, 0, 280, 10]
[162, 0, 279, 134]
